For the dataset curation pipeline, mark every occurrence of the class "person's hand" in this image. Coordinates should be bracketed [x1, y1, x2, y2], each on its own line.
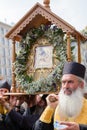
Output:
[46, 94, 58, 109]
[9, 95, 18, 107]
[0, 95, 12, 111]
[60, 122, 80, 130]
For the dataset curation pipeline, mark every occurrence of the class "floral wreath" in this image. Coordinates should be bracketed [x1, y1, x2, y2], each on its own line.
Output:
[14, 24, 69, 94]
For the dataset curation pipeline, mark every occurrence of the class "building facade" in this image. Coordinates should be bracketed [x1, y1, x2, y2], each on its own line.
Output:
[0, 21, 19, 84]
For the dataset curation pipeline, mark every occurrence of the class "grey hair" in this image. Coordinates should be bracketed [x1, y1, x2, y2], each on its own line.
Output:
[76, 76, 87, 93]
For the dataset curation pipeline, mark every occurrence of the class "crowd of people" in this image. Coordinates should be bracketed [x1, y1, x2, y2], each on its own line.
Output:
[0, 61, 87, 130]
[0, 80, 47, 130]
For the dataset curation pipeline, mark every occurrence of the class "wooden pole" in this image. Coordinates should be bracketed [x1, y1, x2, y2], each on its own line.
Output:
[11, 40, 16, 92]
[76, 35, 81, 63]
[66, 33, 71, 61]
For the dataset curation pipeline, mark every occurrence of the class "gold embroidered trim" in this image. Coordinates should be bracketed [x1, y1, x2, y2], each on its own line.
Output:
[40, 106, 55, 123]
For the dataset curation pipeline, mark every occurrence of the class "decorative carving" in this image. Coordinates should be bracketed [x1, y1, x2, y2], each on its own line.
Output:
[43, 0, 50, 8]
[9, 5, 75, 39]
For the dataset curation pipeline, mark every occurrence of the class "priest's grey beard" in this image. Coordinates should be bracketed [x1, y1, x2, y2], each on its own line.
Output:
[58, 87, 84, 118]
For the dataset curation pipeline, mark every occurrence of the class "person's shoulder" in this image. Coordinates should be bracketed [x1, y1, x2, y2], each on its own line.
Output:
[83, 98, 87, 109]
[83, 97, 87, 103]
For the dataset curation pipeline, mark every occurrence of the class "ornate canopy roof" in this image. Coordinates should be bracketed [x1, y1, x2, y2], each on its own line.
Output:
[5, 0, 87, 94]
[5, 2, 87, 41]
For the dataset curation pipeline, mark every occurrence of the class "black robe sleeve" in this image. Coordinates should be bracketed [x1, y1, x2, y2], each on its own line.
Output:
[7, 109, 40, 130]
[32, 119, 54, 130]
[79, 124, 87, 130]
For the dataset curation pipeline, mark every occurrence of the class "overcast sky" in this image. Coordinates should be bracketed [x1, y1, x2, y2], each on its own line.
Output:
[0, 0, 87, 31]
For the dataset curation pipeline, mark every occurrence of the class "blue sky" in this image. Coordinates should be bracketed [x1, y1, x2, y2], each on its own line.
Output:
[0, 0, 87, 31]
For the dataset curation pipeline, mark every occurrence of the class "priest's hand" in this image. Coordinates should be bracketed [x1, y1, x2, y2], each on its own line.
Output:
[46, 94, 58, 109]
[60, 122, 80, 130]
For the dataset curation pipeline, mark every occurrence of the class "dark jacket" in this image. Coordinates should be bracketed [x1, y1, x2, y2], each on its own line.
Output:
[32, 119, 53, 130]
[6, 105, 42, 130]
[0, 104, 45, 130]
[0, 114, 19, 130]
[79, 124, 87, 130]
[8, 109, 39, 130]
[0, 121, 7, 130]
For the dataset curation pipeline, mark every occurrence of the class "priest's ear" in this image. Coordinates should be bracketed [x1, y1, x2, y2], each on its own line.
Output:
[79, 80, 84, 89]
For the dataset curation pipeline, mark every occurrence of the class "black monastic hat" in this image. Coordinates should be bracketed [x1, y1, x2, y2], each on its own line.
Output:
[62, 61, 86, 79]
[0, 80, 11, 92]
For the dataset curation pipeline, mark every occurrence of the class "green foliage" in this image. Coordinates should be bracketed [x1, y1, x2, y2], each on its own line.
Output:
[14, 24, 67, 94]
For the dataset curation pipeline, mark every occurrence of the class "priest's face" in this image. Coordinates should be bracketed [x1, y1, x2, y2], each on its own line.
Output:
[58, 74, 84, 118]
[61, 74, 84, 95]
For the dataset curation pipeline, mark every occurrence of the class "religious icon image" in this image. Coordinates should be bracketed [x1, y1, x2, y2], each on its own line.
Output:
[34, 46, 53, 69]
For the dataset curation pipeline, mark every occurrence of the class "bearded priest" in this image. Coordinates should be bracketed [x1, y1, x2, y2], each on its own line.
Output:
[33, 61, 87, 130]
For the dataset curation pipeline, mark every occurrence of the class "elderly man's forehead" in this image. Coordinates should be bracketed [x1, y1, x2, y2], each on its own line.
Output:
[62, 74, 78, 80]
